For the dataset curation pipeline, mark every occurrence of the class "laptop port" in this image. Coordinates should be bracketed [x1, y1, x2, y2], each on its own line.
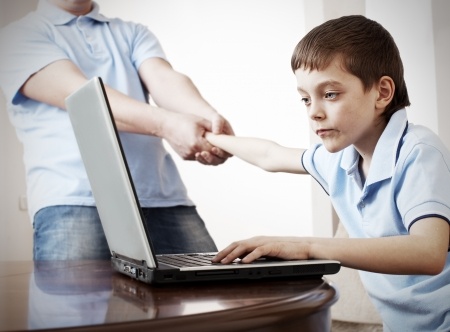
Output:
[123, 265, 136, 275]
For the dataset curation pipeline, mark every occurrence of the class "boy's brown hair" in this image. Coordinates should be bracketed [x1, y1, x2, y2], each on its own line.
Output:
[291, 15, 410, 120]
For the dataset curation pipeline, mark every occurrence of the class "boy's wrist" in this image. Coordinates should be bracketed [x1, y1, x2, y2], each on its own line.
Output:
[307, 240, 323, 260]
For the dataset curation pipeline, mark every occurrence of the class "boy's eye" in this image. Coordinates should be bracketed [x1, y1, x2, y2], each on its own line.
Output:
[325, 92, 338, 100]
[301, 97, 311, 105]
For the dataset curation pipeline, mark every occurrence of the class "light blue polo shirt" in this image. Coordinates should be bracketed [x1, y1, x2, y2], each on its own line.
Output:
[0, 0, 193, 220]
[303, 109, 450, 331]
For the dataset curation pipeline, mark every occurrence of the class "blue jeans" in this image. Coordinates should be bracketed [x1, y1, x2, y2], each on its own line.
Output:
[33, 205, 217, 260]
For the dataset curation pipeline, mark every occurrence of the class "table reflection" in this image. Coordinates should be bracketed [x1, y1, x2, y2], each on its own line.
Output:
[29, 261, 112, 330]
[19, 260, 336, 331]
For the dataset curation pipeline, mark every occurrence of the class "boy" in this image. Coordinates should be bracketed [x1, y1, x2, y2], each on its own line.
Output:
[202, 15, 450, 331]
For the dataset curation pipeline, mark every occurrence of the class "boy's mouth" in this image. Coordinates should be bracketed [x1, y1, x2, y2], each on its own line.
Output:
[316, 129, 333, 137]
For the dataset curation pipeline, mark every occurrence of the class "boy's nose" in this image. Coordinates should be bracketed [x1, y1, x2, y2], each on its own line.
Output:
[308, 103, 324, 120]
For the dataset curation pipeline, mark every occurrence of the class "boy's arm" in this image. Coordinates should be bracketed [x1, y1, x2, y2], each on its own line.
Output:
[213, 216, 449, 275]
[206, 133, 307, 174]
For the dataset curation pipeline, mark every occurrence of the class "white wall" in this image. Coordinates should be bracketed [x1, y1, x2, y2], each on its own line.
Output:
[95, 0, 313, 251]
[1, 0, 448, 261]
[432, 0, 450, 151]
[0, 1, 37, 261]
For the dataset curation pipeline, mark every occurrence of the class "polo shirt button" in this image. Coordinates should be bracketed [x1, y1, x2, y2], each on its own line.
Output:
[360, 201, 365, 208]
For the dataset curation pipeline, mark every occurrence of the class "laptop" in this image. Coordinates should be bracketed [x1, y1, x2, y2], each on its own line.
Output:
[65, 77, 340, 284]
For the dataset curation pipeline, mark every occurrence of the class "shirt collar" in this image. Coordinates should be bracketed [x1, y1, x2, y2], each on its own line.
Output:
[37, 0, 109, 25]
[340, 109, 409, 185]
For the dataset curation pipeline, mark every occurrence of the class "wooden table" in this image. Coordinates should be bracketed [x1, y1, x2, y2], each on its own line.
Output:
[0, 260, 338, 331]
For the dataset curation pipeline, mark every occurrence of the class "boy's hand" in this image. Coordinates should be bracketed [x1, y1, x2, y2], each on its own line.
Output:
[195, 147, 231, 165]
[196, 116, 234, 165]
[211, 236, 310, 264]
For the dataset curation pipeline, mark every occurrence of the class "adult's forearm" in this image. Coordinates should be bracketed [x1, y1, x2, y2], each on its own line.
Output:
[103, 85, 164, 136]
[139, 58, 218, 120]
[20, 59, 169, 137]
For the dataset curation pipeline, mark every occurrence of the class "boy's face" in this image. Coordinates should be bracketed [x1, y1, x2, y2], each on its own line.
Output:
[295, 59, 384, 155]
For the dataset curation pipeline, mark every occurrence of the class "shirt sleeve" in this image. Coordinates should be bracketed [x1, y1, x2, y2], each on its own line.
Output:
[302, 143, 331, 195]
[0, 15, 70, 105]
[396, 136, 450, 230]
[127, 21, 167, 70]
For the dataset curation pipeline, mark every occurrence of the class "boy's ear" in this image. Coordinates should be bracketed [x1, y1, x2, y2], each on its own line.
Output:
[376, 76, 395, 109]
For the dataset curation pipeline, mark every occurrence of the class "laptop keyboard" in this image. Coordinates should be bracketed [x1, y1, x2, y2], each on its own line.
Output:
[157, 253, 219, 268]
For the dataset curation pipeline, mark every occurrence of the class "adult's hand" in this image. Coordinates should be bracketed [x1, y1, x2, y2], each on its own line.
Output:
[195, 112, 234, 165]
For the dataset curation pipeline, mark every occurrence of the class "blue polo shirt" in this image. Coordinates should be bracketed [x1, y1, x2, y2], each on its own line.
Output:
[0, 0, 193, 220]
[303, 109, 450, 331]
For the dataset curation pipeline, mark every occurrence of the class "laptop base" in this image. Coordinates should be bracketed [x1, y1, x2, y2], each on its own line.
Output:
[112, 253, 340, 284]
